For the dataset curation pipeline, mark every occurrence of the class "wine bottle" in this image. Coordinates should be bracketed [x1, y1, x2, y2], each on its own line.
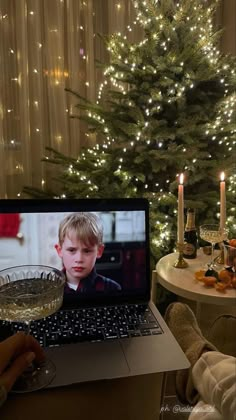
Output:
[183, 208, 198, 259]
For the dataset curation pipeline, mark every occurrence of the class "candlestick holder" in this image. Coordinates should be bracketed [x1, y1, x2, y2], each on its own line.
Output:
[173, 243, 188, 268]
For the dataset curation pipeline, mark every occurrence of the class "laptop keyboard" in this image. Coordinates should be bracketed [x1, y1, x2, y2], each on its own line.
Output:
[0, 304, 163, 348]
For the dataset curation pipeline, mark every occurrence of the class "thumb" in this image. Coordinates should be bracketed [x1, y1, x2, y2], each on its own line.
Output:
[1, 352, 35, 392]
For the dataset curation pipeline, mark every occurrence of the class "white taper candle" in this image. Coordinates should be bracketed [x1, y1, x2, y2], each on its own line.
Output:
[220, 172, 226, 230]
[178, 173, 184, 244]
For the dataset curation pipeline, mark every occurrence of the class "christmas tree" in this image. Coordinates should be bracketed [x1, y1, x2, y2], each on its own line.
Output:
[25, 0, 236, 262]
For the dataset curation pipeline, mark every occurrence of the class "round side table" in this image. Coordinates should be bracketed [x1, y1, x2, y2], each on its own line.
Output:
[152, 252, 236, 321]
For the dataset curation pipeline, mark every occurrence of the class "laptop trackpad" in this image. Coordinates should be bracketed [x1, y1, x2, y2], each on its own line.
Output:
[46, 341, 130, 388]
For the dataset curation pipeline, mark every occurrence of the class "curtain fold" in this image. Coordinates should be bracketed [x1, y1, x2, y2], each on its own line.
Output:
[0, 0, 235, 198]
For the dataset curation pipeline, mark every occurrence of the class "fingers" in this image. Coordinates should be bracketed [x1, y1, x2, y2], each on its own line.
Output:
[0, 332, 26, 373]
[0, 332, 45, 374]
[0, 333, 45, 394]
[0, 351, 36, 392]
[24, 335, 45, 363]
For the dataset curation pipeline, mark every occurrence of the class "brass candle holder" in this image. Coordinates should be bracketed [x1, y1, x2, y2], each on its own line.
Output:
[173, 242, 188, 268]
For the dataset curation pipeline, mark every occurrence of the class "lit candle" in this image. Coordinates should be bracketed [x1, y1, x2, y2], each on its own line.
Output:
[178, 173, 184, 244]
[220, 172, 226, 229]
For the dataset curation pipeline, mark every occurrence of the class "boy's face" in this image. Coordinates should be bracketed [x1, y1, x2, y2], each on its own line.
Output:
[55, 234, 104, 284]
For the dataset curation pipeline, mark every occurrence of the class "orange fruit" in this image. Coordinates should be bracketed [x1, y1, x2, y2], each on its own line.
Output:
[232, 277, 236, 288]
[229, 239, 236, 248]
[202, 276, 216, 286]
[194, 270, 206, 281]
[215, 282, 227, 293]
[218, 270, 233, 283]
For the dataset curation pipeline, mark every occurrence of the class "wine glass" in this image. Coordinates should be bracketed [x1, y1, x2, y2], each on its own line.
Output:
[200, 224, 228, 268]
[0, 265, 65, 393]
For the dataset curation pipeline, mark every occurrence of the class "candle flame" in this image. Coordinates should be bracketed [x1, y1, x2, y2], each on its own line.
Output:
[179, 173, 184, 185]
[220, 172, 225, 182]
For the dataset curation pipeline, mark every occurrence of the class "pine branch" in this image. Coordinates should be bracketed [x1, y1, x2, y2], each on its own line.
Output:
[24, 0, 236, 260]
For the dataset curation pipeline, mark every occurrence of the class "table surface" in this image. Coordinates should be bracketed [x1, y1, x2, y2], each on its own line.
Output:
[156, 251, 236, 306]
[1, 373, 163, 420]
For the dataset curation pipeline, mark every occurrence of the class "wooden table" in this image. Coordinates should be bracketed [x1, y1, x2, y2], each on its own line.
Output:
[1, 373, 164, 420]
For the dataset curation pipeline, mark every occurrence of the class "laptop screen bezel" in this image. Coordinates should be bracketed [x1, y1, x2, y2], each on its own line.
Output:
[0, 198, 151, 307]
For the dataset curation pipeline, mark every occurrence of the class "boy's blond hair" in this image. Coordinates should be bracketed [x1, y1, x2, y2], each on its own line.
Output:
[58, 212, 103, 246]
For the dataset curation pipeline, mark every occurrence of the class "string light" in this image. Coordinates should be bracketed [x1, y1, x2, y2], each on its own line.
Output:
[1, 0, 235, 245]
[88, 2, 234, 230]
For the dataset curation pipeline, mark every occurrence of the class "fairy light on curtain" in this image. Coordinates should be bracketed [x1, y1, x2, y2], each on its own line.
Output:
[0, 4, 22, 198]
[0, 0, 113, 198]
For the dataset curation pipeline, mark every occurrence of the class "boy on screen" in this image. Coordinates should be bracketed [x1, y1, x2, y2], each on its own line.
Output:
[55, 212, 121, 294]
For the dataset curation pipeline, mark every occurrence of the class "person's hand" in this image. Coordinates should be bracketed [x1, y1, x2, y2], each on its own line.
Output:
[0, 332, 45, 395]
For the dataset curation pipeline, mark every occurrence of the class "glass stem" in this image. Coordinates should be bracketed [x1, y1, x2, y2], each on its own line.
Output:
[25, 321, 31, 335]
[211, 242, 215, 267]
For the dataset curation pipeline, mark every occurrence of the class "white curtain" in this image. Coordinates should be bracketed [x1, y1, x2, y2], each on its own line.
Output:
[0, 0, 235, 198]
[0, 0, 137, 197]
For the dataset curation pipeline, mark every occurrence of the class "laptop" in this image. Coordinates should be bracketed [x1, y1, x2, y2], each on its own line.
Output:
[0, 198, 189, 388]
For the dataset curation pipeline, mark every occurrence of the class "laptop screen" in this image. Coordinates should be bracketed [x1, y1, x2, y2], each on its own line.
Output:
[0, 199, 150, 307]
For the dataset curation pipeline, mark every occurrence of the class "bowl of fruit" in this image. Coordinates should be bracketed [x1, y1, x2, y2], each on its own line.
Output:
[194, 239, 236, 293]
